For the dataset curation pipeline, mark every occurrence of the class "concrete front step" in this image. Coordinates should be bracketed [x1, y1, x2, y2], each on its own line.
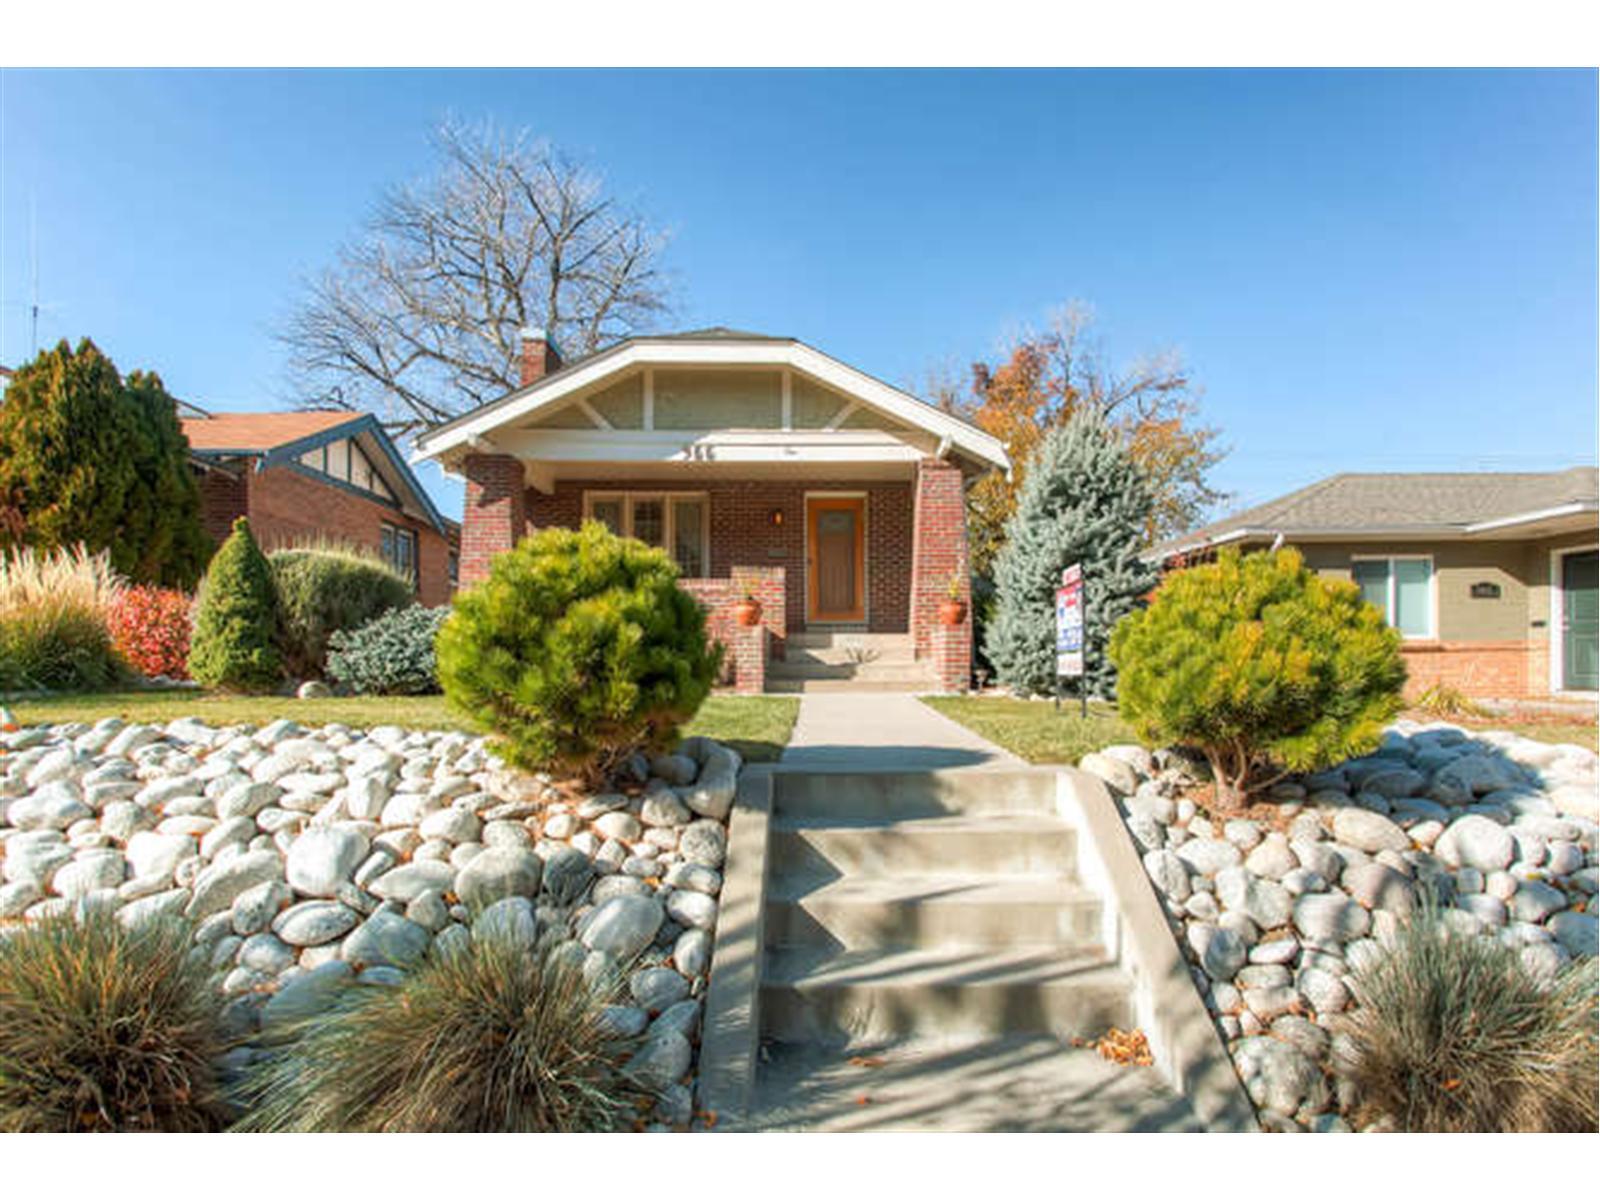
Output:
[771, 770, 1058, 820]
[765, 677, 939, 694]
[771, 812, 1078, 877]
[783, 644, 919, 667]
[760, 946, 1132, 1040]
[736, 1035, 1204, 1131]
[788, 631, 913, 651]
[766, 873, 1104, 951]
[769, 660, 933, 682]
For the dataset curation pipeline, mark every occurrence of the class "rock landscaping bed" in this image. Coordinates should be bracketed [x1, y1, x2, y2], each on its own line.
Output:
[1080, 720, 1599, 1132]
[0, 715, 743, 1131]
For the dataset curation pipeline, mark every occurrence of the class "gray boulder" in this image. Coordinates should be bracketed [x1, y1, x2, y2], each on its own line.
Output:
[580, 894, 665, 960]
[285, 826, 369, 897]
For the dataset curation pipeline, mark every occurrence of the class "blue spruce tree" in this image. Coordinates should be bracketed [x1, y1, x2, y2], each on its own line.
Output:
[985, 411, 1159, 698]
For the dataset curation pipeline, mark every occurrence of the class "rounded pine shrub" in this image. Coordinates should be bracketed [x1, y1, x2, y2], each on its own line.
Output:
[232, 932, 652, 1132]
[269, 541, 414, 678]
[0, 543, 126, 691]
[187, 517, 281, 692]
[437, 522, 720, 782]
[1108, 547, 1406, 806]
[326, 604, 448, 695]
[107, 584, 193, 679]
[0, 913, 229, 1132]
[1337, 901, 1598, 1132]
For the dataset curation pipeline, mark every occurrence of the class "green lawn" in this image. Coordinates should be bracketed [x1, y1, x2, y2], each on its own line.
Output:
[922, 694, 1136, 764]
[5, 690, 800, 763]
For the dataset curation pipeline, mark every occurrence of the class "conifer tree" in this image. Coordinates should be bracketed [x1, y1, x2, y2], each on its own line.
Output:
[0, 339, 208, 587]
[187, 518, 281, 691]
[985, 411, 1158, 698]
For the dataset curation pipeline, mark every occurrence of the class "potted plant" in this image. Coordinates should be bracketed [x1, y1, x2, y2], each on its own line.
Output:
[937, 572, 967, 626]
[731, 592, 763, 627]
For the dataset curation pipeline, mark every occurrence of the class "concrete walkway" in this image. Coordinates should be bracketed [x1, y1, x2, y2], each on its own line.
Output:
[780, 692, 1021, 771]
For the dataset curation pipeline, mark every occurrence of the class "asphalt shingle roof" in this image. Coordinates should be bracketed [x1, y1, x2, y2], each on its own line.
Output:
[181, 410, 358, 453]
[1154, 467, 1599, 556]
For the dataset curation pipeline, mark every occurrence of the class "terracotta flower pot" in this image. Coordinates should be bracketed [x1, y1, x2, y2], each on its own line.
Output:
[732, 598, 763, 627]
[937, 599, 968, 627]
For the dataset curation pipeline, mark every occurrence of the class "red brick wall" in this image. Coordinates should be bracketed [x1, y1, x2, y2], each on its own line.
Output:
[909, 458, 971, 671]
[681, 567, 785, 690]
[460, 454, 529, 587]
[525, 477, 914, 633]
[195, 468, 247, 547]
[1401, 640, 1532, 700]
[241, 466, 452, 607]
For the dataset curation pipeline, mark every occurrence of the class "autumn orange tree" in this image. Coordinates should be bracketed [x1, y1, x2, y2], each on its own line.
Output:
[932, 304, 1227, 575]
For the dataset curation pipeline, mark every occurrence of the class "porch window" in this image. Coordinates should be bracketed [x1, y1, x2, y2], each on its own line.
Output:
[584, 491, 710, 577]
[1352, 556, 1434, 639]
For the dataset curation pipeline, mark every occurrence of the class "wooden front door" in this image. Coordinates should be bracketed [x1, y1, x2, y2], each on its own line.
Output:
[807, 496, 865, 623]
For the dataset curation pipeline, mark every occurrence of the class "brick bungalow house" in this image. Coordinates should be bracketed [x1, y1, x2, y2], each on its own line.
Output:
[412, 328, 1010, 692]
[181, 405, 458, 606]
[1148, 469, 1599, 699]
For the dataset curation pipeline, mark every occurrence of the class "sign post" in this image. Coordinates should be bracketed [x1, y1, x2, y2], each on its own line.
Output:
[1055, 564, 1087, 718]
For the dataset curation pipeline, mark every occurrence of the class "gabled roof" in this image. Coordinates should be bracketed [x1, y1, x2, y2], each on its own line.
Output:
[180, 410, 356, 453]
[1151, 468, 1600, 561]
[183, 409, 446, 535]
[411, 329, 1010, 475]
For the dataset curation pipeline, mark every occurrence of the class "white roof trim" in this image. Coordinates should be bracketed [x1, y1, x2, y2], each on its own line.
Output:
[1462, 501, 1598, 534]
[412, 338, 1009, 473]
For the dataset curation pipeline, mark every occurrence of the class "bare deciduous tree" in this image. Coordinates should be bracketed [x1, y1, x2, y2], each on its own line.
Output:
[281, 119, 673, 433]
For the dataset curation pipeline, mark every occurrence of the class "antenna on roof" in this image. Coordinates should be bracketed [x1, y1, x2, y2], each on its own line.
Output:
[26, 193, 63, 357]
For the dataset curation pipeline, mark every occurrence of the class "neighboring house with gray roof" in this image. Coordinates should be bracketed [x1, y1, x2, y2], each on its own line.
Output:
[1148, 469, 1599, 698]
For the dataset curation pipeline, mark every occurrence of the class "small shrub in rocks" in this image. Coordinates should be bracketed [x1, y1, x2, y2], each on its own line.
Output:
[1338, 901, 1599, 1133]
[0, 913, 229, 1132]
[270, 541, 414, 678]
[107, 584, 193, 679]
[437, 523, 720, 783]
[1109, 547, 1407, 807]
[326, 604, 448, 695]
[233, 931, 652, 1132]
[187, 517, 281, 692]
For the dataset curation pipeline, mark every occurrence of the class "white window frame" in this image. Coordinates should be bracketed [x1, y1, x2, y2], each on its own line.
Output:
[1550, 542, 1600, 695]
[1351, 554, 1437, 640]
[584, 490, 711, 578]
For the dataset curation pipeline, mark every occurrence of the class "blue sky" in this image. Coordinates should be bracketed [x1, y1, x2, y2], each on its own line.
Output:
[1, 68, 1594, 521]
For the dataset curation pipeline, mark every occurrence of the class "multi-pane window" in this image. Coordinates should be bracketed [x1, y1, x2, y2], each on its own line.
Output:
[584, 492, 710, 578]
[1352, 557, 1434, 638]
[381, 523, 418, 591]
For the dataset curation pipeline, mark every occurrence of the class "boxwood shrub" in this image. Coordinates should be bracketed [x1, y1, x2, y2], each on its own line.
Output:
[270, 542, 414, 678]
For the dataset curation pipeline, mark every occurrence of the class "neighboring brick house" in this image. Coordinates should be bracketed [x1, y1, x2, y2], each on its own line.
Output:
[1148, 469, 1600, 700]
[412, 327, 1010, 692]
[182, 407, 457, 606]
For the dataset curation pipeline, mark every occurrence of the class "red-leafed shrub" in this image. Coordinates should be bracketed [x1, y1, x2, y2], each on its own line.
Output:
[108, 585, 194, 679]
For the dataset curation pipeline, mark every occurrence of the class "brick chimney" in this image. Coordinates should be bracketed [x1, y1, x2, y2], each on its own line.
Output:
[519, 327, 562, 388]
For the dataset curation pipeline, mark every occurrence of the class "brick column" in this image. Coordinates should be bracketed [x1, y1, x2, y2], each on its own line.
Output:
[729, 623, 767, 694]
[731, 565, 786, 660]
[930, 621, 972, 693]
[460, 453, 526, 586]
[909, 457, 971, 667]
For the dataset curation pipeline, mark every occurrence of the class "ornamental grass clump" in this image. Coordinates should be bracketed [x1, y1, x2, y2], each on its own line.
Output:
[1108, 547, 1407, 807]
[437, 522, 720, 783]
[232, 932, 652, 1132]
[0, 542, 125, 691]
[269, 539, 414, 677]
[0, 913, 229, 1132]
[1337, 903, 1598, 1132]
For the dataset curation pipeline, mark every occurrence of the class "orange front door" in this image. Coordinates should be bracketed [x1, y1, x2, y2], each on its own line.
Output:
[807, 496, 865, 623]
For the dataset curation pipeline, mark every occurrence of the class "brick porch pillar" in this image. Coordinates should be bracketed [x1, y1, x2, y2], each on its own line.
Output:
[910, 456, 971, 688]
[730, 623, 767, 694]
[460, 453, 526, 586]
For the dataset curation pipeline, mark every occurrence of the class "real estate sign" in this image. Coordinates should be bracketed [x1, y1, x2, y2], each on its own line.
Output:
[1056, 563, 1084, 678]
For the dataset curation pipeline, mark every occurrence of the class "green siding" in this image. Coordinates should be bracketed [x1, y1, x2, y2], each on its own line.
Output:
[654, 369, 782, 429]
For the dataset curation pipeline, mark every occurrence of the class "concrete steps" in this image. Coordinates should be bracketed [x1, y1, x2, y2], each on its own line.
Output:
[769, 632, 934, 693]
[755, 769, 1134, 1049]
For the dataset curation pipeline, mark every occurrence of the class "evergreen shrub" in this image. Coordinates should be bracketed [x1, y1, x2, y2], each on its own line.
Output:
[1108, 546, 1406, 805]
[269, 541, 413, 678]
[187, 517, 281, 691]
[327, 604, 448, 695]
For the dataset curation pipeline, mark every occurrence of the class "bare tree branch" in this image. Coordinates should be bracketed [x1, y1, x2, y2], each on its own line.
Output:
[280, 118, 674, 432]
